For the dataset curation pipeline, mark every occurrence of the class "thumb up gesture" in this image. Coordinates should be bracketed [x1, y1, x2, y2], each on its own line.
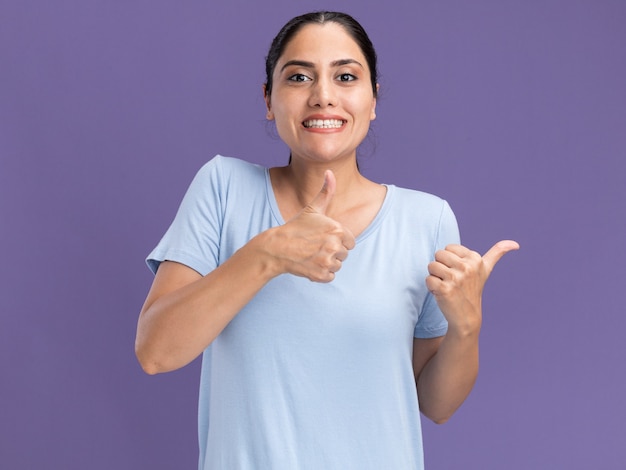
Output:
[426, 241, 520, 331]
[274, 170, 356, 283]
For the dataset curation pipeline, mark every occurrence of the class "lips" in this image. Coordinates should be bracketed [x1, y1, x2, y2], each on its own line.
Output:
[302, 118, 346, 129]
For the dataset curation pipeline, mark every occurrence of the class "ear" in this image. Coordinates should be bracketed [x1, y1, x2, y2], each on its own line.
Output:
[370, 84, 379, 121]
[263, 84, 274, 120]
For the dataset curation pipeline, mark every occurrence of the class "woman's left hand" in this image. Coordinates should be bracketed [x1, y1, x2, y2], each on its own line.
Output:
[426, 240, 519, 333]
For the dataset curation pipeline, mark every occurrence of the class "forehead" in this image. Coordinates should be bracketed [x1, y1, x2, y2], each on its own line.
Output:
[277, 22, 367, 69]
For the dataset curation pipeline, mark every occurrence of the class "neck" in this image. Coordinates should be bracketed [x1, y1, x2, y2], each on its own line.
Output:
[269, 155, 386, 236]
[283, 157, 363, 208]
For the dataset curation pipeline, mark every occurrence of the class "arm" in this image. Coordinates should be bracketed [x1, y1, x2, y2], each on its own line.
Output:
[135, 170, 354, 374]
[413, 240, 519, 424]
[413, 330, 479, 424]
[135, 234, 278, 375]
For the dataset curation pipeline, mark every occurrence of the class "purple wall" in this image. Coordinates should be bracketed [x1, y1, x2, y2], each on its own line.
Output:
[2, 1, 624, 468]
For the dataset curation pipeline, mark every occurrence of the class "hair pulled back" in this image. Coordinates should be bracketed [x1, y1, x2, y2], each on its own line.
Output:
[264, 11, 378, 98]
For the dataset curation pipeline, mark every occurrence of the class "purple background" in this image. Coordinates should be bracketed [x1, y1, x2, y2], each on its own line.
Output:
[2, 1, 624, 468]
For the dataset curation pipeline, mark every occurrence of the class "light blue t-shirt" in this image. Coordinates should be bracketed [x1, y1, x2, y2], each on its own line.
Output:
[147, 156, 460, 470]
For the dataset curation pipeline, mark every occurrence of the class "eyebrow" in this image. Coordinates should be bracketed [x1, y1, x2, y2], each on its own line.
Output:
[280, 58, 364, 72]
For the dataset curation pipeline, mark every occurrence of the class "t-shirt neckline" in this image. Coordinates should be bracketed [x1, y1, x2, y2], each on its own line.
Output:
[264, 168, 394, 244]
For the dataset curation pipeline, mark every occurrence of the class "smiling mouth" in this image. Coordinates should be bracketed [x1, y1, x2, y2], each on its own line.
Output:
[302, 119, 346, 129]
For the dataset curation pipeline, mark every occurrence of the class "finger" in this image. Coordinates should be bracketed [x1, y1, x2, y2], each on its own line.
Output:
[434, 249, 462, 268]
[328, 258, 343, 273]
[314, 272, 335, 284]
[425, 274, 443, 294]
[427, 260, 451, 281]
[482, 240, 520, 274]
[335, 246, 349, 262]
[342, 225, 356, 250]
[443, 244, 473, 258]
[307, 170, 336, 215]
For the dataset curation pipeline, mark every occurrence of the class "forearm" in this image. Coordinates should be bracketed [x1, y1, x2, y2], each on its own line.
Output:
[418, 240, 518, 422]
[135, 231, 279, 374]
[417, 325, 480, 424]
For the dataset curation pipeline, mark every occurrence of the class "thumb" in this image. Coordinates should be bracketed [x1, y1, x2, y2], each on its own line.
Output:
[482, 240, 520, 274]
[307, 170, 336, 214]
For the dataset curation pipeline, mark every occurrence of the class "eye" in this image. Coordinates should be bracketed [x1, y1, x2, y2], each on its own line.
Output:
[287, 73, 311, 82]
[338, 73, 357, 82]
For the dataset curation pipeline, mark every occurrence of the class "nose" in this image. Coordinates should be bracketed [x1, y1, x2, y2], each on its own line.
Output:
[308, 77, 336, 108]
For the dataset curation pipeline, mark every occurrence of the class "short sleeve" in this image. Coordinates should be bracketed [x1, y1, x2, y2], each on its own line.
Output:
[413, 200, 460, 338]
[146, 156, 225, 276]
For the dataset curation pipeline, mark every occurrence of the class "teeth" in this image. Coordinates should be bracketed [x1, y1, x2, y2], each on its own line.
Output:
[303, 119, 344, 129]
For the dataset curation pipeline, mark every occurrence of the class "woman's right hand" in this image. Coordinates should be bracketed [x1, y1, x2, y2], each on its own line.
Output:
[266, 170, 356, 283]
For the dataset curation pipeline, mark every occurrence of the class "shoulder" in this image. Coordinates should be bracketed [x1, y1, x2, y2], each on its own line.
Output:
[178, 155, 268, 211]
[195, 155, 267, 182]
[388, 185, 453, 219]
[384, 185, 459, 244]
[187, 155, 267, 198]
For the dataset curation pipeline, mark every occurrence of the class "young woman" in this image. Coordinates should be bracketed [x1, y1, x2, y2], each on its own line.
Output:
[135, 11, 518, 470]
